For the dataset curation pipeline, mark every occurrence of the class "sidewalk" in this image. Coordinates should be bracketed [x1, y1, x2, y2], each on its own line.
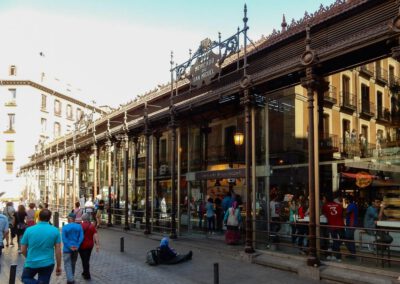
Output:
[2, 226, 398, 283]
[0, 226, 318, 284]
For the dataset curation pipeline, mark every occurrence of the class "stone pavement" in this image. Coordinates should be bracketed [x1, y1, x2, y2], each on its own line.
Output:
[0, 226, 321, 284]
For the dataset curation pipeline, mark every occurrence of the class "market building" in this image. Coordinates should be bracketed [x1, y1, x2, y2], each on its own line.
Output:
[20, 0, 400, 271]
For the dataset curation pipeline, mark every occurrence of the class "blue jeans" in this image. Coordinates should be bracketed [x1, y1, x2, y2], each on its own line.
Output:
[21, 264, 54, 284]
[207, 216, 215, 232]
[63, 251, 78, 282]
[329, 229, 344, 259]
[345, 228, 356, 254]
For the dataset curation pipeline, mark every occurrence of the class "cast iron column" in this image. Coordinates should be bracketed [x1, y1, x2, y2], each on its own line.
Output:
[132, 137, 138, 225]
[170, 117, 177, 239]
[106, 140, 113, 226]
[300, 25, 320, 267]
[243, 88, 255, 253]
[154, 132, 161, 227]
[169, 51, 178, 239]
[241, 4, 254, 254]
[144, 117, 151, 234]
[92, 144, 98, 199]
[123, 134, 130, 230]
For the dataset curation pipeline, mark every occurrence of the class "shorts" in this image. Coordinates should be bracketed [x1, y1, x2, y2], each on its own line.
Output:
[96, 210, 103, 218]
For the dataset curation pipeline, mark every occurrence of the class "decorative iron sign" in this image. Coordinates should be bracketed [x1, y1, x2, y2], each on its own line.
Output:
[189, 38, 221, 88]
[173, 27, 246, 90]
[195, 168, 245, 180]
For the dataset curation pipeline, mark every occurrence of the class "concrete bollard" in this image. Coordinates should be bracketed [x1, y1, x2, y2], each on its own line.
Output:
[53, 212, 59, 228]
[9, 264, 17, 284]
[214, 263, 219, 284]
[120, 237, 124, 252]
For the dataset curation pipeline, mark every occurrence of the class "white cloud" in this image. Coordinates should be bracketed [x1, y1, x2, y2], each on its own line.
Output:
[0, 8, 203, 107]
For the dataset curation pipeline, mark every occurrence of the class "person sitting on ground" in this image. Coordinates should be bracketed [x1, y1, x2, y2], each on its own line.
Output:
[158, 237, 192, 264]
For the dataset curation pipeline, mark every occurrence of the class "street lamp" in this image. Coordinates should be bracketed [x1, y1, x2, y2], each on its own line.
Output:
[233, 131, 244, 146]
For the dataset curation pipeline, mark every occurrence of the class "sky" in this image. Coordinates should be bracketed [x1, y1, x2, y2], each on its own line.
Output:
[0, 0, 335, 108]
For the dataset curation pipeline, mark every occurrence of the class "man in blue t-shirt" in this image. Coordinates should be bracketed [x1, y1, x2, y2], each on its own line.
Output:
[21, 209, 62, 284]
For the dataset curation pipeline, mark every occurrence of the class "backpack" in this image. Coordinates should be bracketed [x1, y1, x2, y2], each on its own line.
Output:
[146, 249, 159, 266]
[227, 208, 239, 226]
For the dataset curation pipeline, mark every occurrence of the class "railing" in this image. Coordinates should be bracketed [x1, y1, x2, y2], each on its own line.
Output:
[359, 64, 374, 77]
[323, 85, 337, 105]
[254, 217, 400, 270]
[319, 133, 339, 152]
[376, 107, 391, 122]
[375, 67, 388, 84]
[340, 91, 357, 111]
[360, 101, 375, 117]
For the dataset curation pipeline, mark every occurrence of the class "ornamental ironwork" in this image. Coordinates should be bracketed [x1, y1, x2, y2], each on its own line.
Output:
[173, 26, 247, 89]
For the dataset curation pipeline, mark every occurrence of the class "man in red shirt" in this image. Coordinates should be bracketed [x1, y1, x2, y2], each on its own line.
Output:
[78, 213, 100, 280]
[322, 194, 344, 262]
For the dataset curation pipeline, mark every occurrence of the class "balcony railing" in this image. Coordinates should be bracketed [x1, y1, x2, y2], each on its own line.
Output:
[359, 65, 374, 77]
[375, 67, 388, 85]
[389, 74, 400, 92]
[323, 85, 337, 106]
[319, 133, 339, 152]
[360, 101, 375, 118]
[341, 141, 376, 158]
[340, 91, 357, 112]
[376, 106, 391, 123]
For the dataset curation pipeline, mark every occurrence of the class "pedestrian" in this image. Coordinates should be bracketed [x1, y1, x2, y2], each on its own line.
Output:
[79, 213, 100, 280]
[221, 192, 233, 216]
[21, 209, 62, 284]
[197, 199, 205, 229]
[323, 194, 344, 262]
[72, 202, 83, 223]
[34, 204, 43, 223]
[62, 212, 84, 284]
[14, 204, 27, 253]
[364, 198, 393, 245]
[3, 201, 15, 247]
[26, 203, 36, 227]
[205, 198, 215, 235]
[344, 195, 358, 258]
[0, 211, 9, 257]
[95, 199, 105, 228]
[223, 201, 242, 244]
[84, 197, 95, 222]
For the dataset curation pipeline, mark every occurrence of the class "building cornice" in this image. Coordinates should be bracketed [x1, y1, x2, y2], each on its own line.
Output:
[0, 79, 105, 114]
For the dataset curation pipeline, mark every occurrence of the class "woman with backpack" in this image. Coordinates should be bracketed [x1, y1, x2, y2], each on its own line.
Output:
[3, 202, 15, 247]
[73, 202, 84, 223]
[223, 201, 242, 245]
[14, 204, 27, 253]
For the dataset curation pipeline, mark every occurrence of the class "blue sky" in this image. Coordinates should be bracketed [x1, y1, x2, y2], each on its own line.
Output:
[0, 0, 335, 106]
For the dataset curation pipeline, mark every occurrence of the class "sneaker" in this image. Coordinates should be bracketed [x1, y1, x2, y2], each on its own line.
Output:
[336, 258, 342, 263]
[326, 255, 332, 261]
[330, 256, 337, 261]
